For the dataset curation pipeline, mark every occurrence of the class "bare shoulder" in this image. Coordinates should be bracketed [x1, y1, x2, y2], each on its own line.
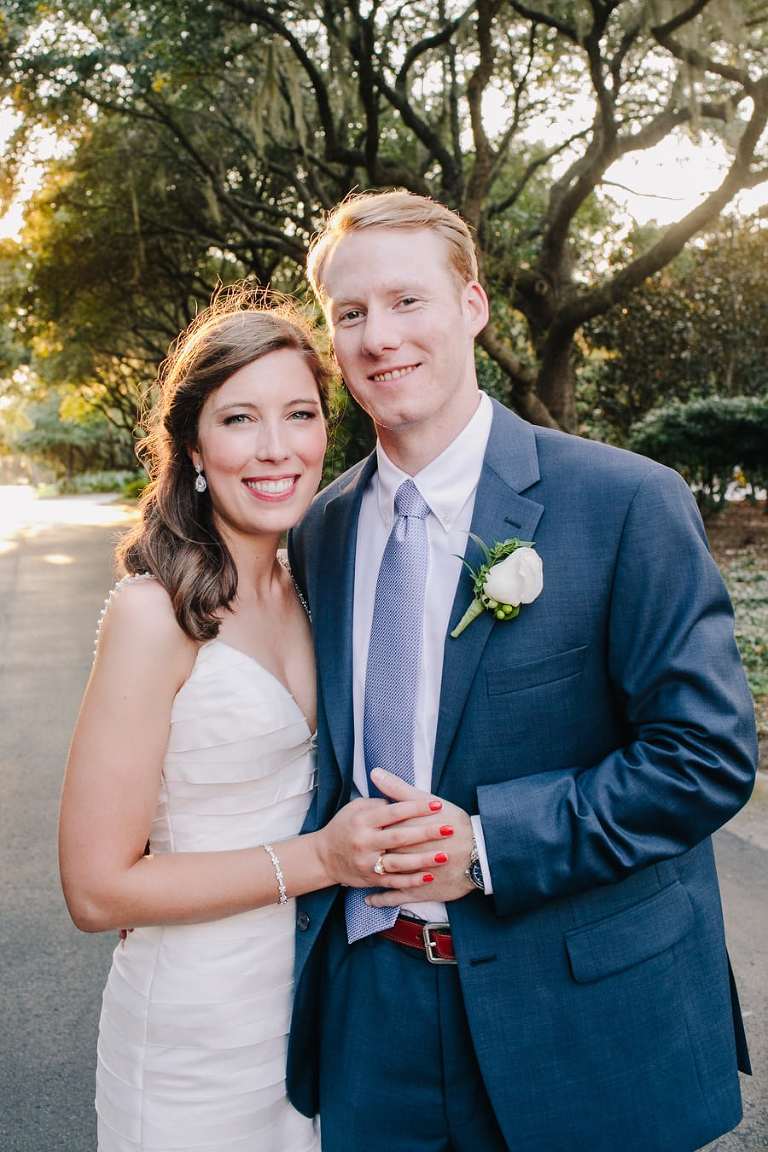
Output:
[103, 574, 179, 633]
[96, 574, 197, 681]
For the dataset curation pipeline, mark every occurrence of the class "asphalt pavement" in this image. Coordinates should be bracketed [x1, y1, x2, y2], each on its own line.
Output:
[0, 493, 132, 1151]
[0, 489, 765, 1151]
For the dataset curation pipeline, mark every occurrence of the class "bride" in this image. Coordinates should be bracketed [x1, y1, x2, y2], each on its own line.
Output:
[58, 293, 448, 1152]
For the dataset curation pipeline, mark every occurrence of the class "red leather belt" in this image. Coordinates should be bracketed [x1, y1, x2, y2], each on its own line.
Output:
[380, 917, 457, 964]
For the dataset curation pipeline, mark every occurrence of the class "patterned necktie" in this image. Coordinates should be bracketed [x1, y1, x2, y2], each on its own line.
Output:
[345, 479, 431, 943]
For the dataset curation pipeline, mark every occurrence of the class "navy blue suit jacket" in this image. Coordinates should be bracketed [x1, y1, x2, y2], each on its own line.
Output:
[287, 400, 757, 1151]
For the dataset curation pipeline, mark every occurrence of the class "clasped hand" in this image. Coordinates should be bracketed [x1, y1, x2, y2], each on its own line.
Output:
[318, 768, 475, 905]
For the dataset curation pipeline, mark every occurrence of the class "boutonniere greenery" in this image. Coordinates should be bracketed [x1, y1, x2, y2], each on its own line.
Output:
[450, 535, 543, 638]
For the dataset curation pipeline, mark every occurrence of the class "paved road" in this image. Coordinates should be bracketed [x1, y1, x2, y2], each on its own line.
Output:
[0, 490, 765, 1151]
[0, 494, 134, 1152]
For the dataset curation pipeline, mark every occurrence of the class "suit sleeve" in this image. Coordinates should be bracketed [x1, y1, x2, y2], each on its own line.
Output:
[477, 467, 758, 917]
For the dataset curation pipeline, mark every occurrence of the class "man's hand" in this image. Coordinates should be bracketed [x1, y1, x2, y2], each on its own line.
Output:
[364, 769, 475, 907]
[314, 784, 453, 890]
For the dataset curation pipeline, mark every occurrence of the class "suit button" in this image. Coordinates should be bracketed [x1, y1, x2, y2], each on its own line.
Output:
[297, 913, 310, 931]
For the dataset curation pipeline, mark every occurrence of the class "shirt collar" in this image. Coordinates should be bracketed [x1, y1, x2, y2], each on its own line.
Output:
[374, 391, 493, 532]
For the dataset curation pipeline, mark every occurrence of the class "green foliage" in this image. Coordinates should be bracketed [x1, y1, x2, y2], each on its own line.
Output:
[322, 390, 375, 488]
[0, 238, 31, 394]
[4, 391, 136, 477]
[719, 553, 768, 702]
[2, 0, 768, 457]
[122, 473, 149, 499]
[586, 222, 768, 442]
[628, 395, 768, 512]
[53, 468, 142, 494]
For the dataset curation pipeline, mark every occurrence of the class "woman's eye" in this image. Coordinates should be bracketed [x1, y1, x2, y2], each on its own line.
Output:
[399, 296, 418, 307]
[338, 309, 362, 323]
[223, 413, 250, 425]
[289, 410, 317, 421]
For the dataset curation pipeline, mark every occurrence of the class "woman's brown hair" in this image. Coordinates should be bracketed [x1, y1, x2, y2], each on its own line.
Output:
[117, 286, 333, 641]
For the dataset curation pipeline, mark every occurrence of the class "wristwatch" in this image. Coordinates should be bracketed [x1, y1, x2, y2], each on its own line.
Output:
[464, 833, 486, 892]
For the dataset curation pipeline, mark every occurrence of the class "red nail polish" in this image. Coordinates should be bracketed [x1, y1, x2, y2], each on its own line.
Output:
[439, 825, 454, 837]
[422, 873, 434, 883]
[434, 852, 448, 864]
[429, 800, 442, 812]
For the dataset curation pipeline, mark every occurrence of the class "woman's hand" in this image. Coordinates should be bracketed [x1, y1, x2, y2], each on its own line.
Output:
[364, 769, 475, 906]
[315, 774, 454, 889]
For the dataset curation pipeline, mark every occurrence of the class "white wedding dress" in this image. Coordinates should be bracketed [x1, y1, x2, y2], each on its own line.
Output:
[94, 590, 319, 1151]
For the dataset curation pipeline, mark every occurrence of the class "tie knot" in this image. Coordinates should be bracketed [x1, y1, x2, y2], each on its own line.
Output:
[394, 479, 430, 520]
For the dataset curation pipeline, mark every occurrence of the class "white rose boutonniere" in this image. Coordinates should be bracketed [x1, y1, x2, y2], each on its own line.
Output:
[450, 534, 543, 638]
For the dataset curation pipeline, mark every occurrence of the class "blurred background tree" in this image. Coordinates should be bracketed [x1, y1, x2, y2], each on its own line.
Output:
[586, 216, 768, 441]
[1, 0, 767, 476]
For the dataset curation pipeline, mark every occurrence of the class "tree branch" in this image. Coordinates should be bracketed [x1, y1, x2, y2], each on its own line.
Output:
[609, 20, 642, 93]
[476, 322, 560, 428]
[651, 0, 712, 39]
[488, 129, 591, 216]
[487, 21, 537, 183]
[652, 7, 756, 92]
[615, 99, 730, 156]
[745, 165, 768, 188]
[395, 2, 477, 93]
[464, 0, 501, 227]
[538, 125, 614, 279]
[507, 0, 579, 42]
[371, 69, 462, 199]
[557, 78, 768, 332]
[216, 0, 363, 166]
[347, 5, 380, 182]
[584, 2, 617, 144]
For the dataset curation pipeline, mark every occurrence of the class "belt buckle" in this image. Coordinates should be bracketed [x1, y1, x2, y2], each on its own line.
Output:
[421, 921, 455, 965]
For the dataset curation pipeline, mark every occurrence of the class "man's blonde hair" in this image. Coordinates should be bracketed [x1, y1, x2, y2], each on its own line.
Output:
[306, 189, 479, 297]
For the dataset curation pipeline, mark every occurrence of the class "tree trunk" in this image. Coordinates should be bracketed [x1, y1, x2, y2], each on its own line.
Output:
[533, 331, 578, 433]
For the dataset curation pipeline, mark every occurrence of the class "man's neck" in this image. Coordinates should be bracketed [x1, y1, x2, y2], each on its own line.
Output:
[376, 391, 482, 476]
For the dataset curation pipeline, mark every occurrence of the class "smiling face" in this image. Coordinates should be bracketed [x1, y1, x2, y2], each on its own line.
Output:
[320, 227, 488, 467]
[192, 347, 327, 543]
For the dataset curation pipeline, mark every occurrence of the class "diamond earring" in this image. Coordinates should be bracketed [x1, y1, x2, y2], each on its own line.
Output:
[194, 465, 207, 494]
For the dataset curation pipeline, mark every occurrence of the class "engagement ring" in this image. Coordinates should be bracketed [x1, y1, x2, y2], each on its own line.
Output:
[373, 854, 387, 876]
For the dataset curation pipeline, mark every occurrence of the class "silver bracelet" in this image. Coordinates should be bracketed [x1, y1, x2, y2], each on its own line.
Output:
[263, 843, 288, 905]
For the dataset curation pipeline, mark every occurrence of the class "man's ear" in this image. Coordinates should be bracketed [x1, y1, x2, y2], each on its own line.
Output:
[463, 280, 489, 337]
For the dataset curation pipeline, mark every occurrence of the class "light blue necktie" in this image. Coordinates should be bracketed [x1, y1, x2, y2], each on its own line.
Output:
[345, 479, 431, 943]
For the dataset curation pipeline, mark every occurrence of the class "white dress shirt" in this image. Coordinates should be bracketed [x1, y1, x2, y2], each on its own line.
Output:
[352, 391, 494, 920]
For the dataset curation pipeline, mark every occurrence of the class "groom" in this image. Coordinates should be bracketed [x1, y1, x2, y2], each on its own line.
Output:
[287, 190, 757, 1151]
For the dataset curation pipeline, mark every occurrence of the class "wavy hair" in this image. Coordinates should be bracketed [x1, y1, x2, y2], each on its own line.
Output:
[117, 286, 333, 641]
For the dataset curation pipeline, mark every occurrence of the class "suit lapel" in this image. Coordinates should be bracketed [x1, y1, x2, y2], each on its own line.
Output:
[314, 454, 377, 792]
[432, 401, 544, 791]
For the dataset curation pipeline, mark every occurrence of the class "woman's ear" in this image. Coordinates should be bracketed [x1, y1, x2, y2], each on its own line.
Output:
[188, 446, 202, 472]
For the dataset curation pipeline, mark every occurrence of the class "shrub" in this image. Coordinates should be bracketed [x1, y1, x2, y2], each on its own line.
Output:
[47, 469, 143, 495]
[628, 395, 768, 513]
[121, 473, 149, 500]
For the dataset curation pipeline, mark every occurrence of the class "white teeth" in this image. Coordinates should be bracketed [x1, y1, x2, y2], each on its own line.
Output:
[371, 365, 417, 382]
[245, 478, 295, 495]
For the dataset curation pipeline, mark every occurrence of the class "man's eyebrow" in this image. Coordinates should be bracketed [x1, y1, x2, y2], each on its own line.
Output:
[328, 299, 359, 312]
[330, 283, 428, 308]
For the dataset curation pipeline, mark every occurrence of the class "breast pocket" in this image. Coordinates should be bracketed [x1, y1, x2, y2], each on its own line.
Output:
[486, 644, 587, 696]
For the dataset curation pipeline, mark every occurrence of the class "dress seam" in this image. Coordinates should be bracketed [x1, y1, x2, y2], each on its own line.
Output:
[140, 772, 171, 1148]
[137, 928, 164, 1147]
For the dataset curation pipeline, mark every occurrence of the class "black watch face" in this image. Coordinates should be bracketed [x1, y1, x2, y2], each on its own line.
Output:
[470, 859, 484, 890]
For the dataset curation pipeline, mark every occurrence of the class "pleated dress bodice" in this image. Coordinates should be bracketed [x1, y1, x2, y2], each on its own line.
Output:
[96, 638, 319, 1152]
